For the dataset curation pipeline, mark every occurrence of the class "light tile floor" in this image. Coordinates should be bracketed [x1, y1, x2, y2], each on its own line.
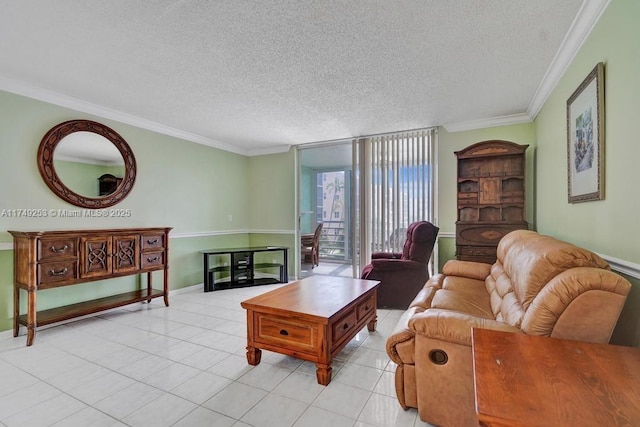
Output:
[299, 261, 354, 279]
[0, 283, 434, 427]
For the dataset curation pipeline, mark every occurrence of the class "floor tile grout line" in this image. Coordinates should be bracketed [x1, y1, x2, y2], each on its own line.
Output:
[0, 281, 419, 426]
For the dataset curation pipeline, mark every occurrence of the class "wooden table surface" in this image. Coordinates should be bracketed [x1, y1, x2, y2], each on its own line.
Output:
[240, 275, 379, 320]
[472, 328, 640, 427]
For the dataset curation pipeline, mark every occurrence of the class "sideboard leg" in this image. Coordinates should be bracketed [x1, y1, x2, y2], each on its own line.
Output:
[13, 286, 19, 337]
[26, 289, 36, 346]
[163, 267, 169, 307]
[147, 272, 152, 303]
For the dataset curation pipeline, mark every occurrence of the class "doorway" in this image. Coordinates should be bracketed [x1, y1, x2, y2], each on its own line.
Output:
[298, 143, 356, 279]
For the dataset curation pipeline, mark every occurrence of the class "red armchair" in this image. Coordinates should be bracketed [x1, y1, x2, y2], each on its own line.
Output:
[360, 221, 439, 309]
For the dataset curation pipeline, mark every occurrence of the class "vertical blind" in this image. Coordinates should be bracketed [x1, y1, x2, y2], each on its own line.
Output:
[355, 128, 437, 272]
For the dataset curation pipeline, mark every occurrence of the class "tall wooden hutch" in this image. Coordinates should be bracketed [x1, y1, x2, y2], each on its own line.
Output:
[455, 140, 528, 264]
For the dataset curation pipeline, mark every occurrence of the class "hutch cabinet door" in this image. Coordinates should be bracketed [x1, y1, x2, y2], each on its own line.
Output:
[479, 177, 501, 204]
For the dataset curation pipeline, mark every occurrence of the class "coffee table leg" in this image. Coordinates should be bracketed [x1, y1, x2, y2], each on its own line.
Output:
[246, 346, 262, 365]
[367, 316, 377, 332]
[316, 363, 332, 385]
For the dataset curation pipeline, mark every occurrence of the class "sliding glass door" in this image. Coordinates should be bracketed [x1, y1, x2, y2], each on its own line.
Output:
[297, 128, 437, 279]
[298, 143, 355, 278]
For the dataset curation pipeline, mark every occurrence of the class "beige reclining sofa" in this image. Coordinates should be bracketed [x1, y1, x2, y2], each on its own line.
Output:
[386, 230, 631, 426]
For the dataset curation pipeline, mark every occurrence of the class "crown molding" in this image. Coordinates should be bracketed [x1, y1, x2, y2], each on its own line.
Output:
[247, 145, 292, 156]
[527, 0, 611, 119]
[443, 113, 532, 133]
[0, 76, 249, 156]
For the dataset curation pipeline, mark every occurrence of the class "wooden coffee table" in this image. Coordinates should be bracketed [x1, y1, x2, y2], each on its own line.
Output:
[240, 276, 380, 385]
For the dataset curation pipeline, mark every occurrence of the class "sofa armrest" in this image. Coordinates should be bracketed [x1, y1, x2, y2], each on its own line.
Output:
[371, 252, 401, 260]
[370, 258, 425, 271]
[442, 260, 492, 281]
[408, 309, 522, 346]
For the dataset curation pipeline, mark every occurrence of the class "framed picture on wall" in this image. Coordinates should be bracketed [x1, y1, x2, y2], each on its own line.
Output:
[566, 62, 605, 203]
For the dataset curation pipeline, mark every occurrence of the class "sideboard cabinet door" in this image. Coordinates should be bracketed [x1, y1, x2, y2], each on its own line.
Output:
[113, 235, 140, 274]
[81, 236, 113, 278]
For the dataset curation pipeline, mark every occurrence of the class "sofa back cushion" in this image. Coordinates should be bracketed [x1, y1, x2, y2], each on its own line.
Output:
[486, 230, 610, 327]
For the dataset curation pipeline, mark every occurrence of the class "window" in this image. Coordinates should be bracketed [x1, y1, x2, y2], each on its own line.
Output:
[355, 128, 437, 268]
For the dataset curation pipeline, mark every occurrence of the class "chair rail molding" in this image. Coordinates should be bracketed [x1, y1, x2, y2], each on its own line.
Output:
[4, 232, 635, 278]
[596, 253, 640, 280]
[171, 229, 295, 239]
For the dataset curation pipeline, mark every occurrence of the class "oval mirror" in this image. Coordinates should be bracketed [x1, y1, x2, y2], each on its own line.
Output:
[38, 120, 136, 208]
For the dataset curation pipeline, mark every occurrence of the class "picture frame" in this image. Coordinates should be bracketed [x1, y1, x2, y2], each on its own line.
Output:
[566, 62, 604, 203]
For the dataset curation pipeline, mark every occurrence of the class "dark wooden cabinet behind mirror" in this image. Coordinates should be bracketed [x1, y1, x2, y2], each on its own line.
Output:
[37, 120, 136, 208]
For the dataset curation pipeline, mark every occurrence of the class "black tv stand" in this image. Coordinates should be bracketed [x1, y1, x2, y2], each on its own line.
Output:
[200, 246, 288, 292]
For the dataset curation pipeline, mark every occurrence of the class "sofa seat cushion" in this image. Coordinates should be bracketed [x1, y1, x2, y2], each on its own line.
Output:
[408, 309, 522, 346]
[431, 288, 494, 319]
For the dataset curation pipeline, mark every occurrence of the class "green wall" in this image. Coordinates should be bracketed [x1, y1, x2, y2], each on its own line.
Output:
[533, 0, 640, 346]
[246, 150, 297, 274]
[0, 90, 258, 333]
[53, 160, 119, 197]
[247, 149, 296, 231]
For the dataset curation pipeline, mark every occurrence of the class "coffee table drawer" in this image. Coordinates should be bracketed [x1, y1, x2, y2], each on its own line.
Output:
[331, 309, 357, 345]
[256, 314, 318, 351]
[357, 294, 375, 321]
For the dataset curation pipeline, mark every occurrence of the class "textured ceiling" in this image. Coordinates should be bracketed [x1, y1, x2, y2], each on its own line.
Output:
[0, 1, 602, 155]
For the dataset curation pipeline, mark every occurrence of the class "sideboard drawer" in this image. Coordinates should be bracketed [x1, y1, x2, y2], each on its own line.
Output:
[141, 251, 165, 269]
[38, 261, 78, 286]
[141, 234, 165, 250]
[38, 238, 78, 260]
[256, 314, 318, 352]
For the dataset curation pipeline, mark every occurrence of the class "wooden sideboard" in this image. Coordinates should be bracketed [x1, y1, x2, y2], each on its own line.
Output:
[9, 227, 172, 346]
